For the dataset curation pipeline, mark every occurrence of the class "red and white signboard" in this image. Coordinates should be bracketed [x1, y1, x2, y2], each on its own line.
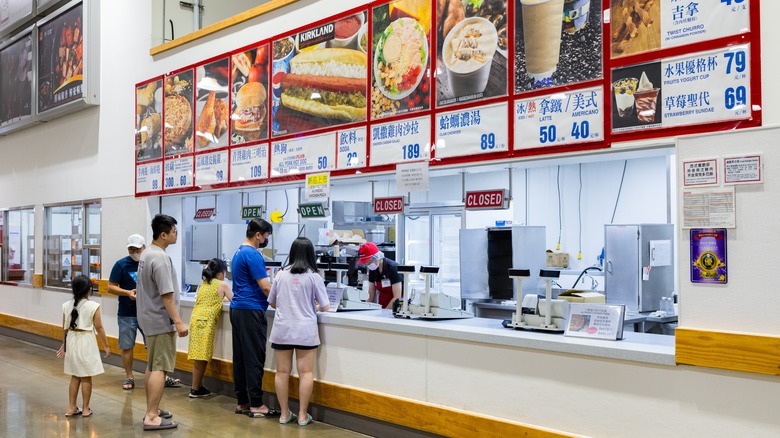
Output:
[465, 189, 509, 210]
[194, 208, 215, 220]
[374, 196, 405, 214]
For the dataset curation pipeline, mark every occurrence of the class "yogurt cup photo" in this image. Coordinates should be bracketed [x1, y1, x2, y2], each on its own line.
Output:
[442, 16, 498, 97]
[612, 77, 638, 118]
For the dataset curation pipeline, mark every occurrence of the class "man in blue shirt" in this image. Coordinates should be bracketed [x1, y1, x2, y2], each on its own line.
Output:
[230, 218, 280, 418]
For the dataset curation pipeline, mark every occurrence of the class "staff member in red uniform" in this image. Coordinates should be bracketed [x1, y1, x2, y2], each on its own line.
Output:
[357, 242, 403, 309]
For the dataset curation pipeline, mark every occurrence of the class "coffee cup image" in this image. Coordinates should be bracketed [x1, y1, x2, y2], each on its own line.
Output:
[520, 0, 565, 82]
[442, 17, 498, 97]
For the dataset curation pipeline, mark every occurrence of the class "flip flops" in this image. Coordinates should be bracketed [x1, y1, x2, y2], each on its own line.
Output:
[81, 409, 93, 418]
[65, 409, 82, 417]
[235, 407, 251, 415]
[298, 413, 313, 426]
[164, 376, 182, 387]
[143, 417, 178, 431]
[246, 408, 281, 418]
[122, 378, 135, 390]
[158, 409, 172, 419]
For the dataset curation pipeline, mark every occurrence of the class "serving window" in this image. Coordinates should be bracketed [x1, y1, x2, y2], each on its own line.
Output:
[44, 201, 101, 289]
[2, 208, 35, 284]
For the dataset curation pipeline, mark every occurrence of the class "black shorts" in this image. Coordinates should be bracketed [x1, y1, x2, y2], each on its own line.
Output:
[271, 343, 318, 351]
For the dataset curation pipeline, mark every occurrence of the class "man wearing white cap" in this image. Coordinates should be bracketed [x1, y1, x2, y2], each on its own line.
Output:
[108, 234, 148, 390]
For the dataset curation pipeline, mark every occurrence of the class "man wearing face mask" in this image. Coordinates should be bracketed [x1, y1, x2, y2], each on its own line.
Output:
[230, 218, 281, 418]
[108, 234, 148, 390]
[358, 242, 403, 309]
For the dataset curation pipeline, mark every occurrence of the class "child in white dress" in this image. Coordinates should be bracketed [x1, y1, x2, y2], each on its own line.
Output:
[56, 275, 110, 417]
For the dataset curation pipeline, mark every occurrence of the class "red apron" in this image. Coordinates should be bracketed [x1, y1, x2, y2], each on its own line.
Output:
[374, 280, 394, 308]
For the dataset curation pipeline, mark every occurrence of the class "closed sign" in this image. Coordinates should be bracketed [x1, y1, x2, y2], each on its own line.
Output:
[465, 190, 509, 210]
[374, 196, 405, 214]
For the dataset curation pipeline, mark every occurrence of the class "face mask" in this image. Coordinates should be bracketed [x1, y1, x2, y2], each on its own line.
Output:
[129, 253, 141, 262]
[367, 262, 379, 271]
[259, 238, 269, 249]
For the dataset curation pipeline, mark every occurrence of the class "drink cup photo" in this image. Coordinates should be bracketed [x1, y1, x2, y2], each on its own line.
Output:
[520, 0, 565, 82]
[443, 17, 498, 97]
[563, 0, 590, 34]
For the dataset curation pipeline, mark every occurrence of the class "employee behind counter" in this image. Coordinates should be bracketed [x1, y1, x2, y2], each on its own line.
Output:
[357, 242, 402, 309]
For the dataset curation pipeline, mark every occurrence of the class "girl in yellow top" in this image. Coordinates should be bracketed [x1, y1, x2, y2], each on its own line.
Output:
[187, 258, 232, 398]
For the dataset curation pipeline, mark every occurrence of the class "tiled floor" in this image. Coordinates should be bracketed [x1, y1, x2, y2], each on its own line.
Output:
[0, 334, 368, 437]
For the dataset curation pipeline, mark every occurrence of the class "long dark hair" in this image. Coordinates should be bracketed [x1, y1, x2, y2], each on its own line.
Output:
[202, 258, 227, 283]
[286, 237, 318, 274]
[69, 275, 92, 330]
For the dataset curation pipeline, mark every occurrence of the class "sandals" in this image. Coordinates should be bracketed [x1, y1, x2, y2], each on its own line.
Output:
[235, 407, 251, 415]
[279, 413, 297, 424]
[143, 417, 178, 431]
[65, 408, 82, 417]
[164, 376, 182, 387]
[82, 409, 93, 418]
[122, 378, 135, 390]
[246, 408, 281, 418]
[298, 413, 313, 426]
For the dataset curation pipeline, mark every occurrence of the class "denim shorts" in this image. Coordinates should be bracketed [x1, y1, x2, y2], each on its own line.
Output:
[118, 316, 145, 350]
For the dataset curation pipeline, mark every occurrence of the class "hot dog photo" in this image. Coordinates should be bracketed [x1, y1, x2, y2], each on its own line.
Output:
[271, 13, 368, 137]
[231, 43, 270, 145]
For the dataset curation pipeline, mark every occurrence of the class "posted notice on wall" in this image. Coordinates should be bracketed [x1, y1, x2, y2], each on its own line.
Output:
[682, 186, 736, 229]
[396, 161, 429, 193]
[690, 228, 728, 284]
[724, 154, 762, 184]
[515, 87, 603, 149]
[683, 158, 718, 186]
[163, 157, 194, 190]
[195, 151, 229, 186]
[136, 162, 162, 193]
[370, 116, 431, 166]
[271, 132, 335, 176]
[230, 144, 269, 183]
[435, 103, 508, 159]
[564, 303, 625, 341]
[337, 127, 367, 170]
[306, 172, 330, 201]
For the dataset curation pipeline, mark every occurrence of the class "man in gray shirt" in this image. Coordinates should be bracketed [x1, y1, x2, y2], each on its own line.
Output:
[136, 214, 188, 431]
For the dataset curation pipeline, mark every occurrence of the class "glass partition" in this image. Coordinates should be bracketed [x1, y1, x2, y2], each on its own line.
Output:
[3, 208, 35, 284]
[44, 201, 101, 288]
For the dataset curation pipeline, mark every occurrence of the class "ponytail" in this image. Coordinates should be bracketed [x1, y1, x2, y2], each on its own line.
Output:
[69, 275, 92, 330]
[202, 258, 227, 284]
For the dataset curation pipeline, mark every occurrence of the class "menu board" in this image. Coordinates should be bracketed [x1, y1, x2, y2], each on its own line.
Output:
[515, 0, 602, 93]
[135, 78, 163, 162]
[371, 1, 431, 119]
[230, 43, 270, 145]
[271, 13, 368, 137]
[516, 86, 604, 149]
[163, 157, 194, 190]
[337, 126, 367, 169]
[0, 0, 33, 37]
[195, 150, 229, 186]
[271, 133, 336, 176]
[230, 143, 269, 183]
[136, 162, 162, 193]
[163, 68, 195, 156]
[194, 57, 230, 151]
[37, 2, 84, 113]
[0, 33, 32, 126]
[435, 102, 508, 158]
[611, 0, 750, 59]
[612, 45, 751, 133]
[370, 115, 431, 166]
[435, 0, 508, 106]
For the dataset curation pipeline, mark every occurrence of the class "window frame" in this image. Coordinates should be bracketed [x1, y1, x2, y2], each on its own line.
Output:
[1, 206, 36, 286]
[43, 199, 101, 290]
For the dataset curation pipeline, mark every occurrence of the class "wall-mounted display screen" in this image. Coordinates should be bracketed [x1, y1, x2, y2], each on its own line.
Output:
[0, 32, 32, 126]
[0, 0, 34, 37]
[37, 2, 84, 113]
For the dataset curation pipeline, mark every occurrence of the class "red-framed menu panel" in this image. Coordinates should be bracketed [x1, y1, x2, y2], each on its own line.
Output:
[135, 0, 761, 197]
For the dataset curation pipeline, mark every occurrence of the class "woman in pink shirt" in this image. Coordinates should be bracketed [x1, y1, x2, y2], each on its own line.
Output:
[268, 237, 330, 426]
